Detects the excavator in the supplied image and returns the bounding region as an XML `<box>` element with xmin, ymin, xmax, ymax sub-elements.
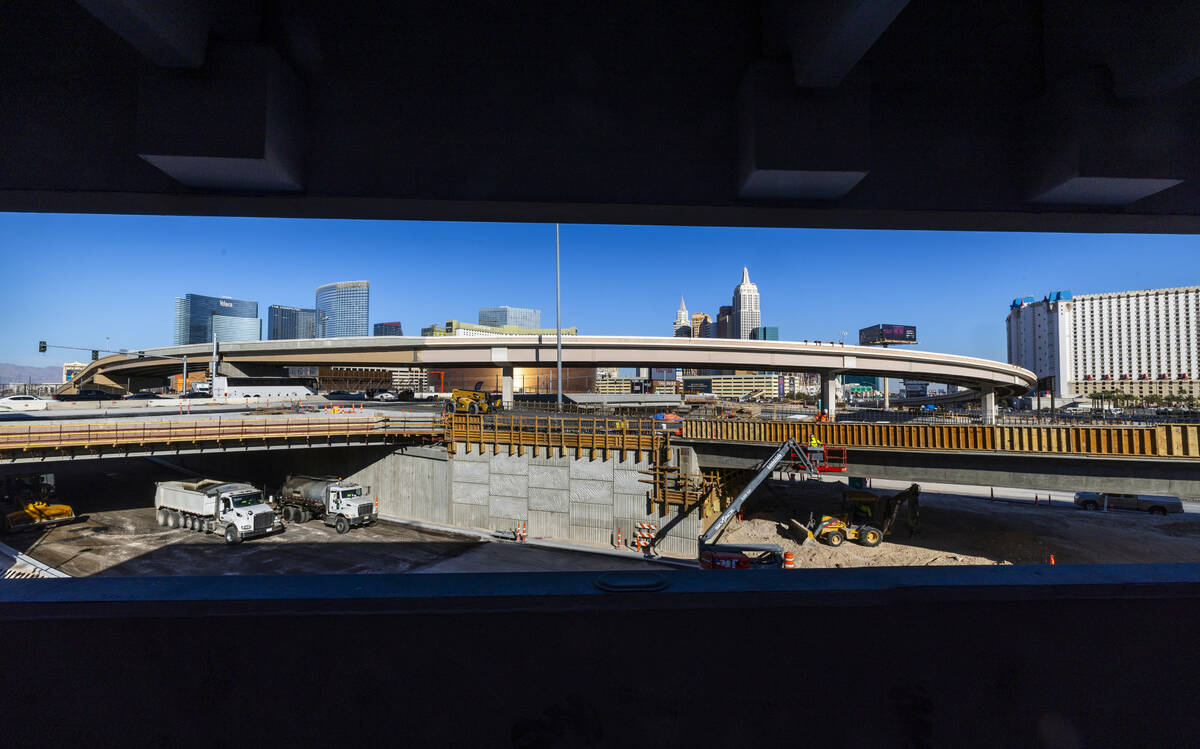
<box><xmin>445</xmin><ymin>380</ymin><xmax>501</xmax><ymax>414</ymax></box>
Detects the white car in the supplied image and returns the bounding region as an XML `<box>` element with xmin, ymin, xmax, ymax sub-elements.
<box><xmin>0</xmin><ymin>394</ymin><xmax>48</xmax><ymax>411</ymax></box>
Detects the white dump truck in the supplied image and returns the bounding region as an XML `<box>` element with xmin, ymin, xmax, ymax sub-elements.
<box><xmin>276</xmin><ymin>475</ymin><xmax>377</xmax><ymax>534</ymax></box>
<box><xmin>155</xmin><ymin>479</ymin><xmax>282</xmax><ymax>545</ymax></box>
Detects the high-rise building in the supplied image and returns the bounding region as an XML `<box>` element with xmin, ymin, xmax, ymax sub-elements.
<box><xmin>691</xmin><ymin>312</ymin><xmax>713</xmax><ymax>338</ymax></box>
<box><xmin>268</xmin><ymin>305</ymin><xmax>319</xmax><ymax>340</ymax></box>
<box><xmin>903</xmin><ymin>380</ymin><xmax>930</xmax><ymax>398</ymax></box>
<box><xmin>174</xmin><ymin>293</ymin><xmax>260</xmax><ymax>344</ymax></box>
<box><xmin>732</xmin><ymin>267</ymin><xmax>760</xmax><ymax>339</ymax></box>
<box><xmin>673</xmin><ymin>297</ymin><xmax>691</xmax><ymax>336</ymax></box>
<box><xmin>373</xmin><ymin>322</ymin><xmax>405</xmax><ymax>336</ymax></box>
<box><xmin>716</xmin><ymin>305</ymin><xmax>733</xmax><ymax>338</ymax></box>
<box><xmin>750</xmin><ymin>326</ymin><xmax>778</xmax><ymax>340</ymax></box>
<box><xmin>421</xmin><ymin>320</ymin><xmax>578</xmax><ymax>337</ymax></box>
<box><xmin>315</xmin><ymin>281</ymin><xmax>369</xmax><ymax>338</ymax></box>
<box><xmin>479</xmin><ymin>306</ymin><xmax>541</xmax><ymax>329</ymax></box>
<box><xmin>1006</xmin><ymin>286</ymin><xmax>1200</xmax><ymax>398</ymax></box>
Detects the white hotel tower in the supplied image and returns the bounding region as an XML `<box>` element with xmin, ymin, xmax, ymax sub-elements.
<box><xmin>1006</xmin><ymin>286</ymin><xmax>1200</xmax><ymax>399</ymax></box>
<box><xmin>732</xmin><ymin>267</ymin><xmax>760</xmax><ymax>340</ymax></box>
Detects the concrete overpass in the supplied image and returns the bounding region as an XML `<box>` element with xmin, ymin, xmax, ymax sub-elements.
<box><xmin>68</xmin><ymin>335</ymin><xmax>1035</xmax><ymax>423</ymax></box>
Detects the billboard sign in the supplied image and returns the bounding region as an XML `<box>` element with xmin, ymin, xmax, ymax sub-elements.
<box><xmin>859</xmin><ymin>324</ymin><xmax>917</xmax><ymax>346</ymax></box>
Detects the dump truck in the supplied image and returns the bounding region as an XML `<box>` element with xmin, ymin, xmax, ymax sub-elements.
<box><xmin>276</xmin><ymin>475</ymin><xmax>377</xmax><ymax>534</ymax></box>
<box><xmin>445</xmin><ymin>380</ymin><xmax>500</xmax><ymax>414</ymax></box>
<box><xmin>155</xmin><ymin>479</ymin><xmax>282</xmax><ymax>545</ymax></box>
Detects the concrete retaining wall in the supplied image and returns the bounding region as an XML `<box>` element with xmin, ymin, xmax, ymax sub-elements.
<box><xmin>348</xmin><ymin>446</ymin><xmax>451</xmax><ymax>524</ymax></box>
<box><xmin>451</xmin><ymin>443</ymin><xmax>699</xmax><ymax>556</ymax></box>
<box><xmin>344</xmin><ymin>444</ymin><xmax>701</xmax><ymax>556</ymax></box>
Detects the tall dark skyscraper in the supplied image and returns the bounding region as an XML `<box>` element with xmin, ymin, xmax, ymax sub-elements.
<box><xmin>315</xmin><ymin>280</ymin><xmax>370</xmax><ymax>337</ymax></box>
<box><xmin>173</xmin><ymin>293</ymin><xmax>260</xmax><ymax>344</ymax></box>
<box><xmin>373</xmin><ymin>321</ymin><xmax>404</xmax><ymax>336</ymax></box>
<box><xmin>716</xmin><ymin>305</ymin><xmax>733</xmax><ymax>338</ymax></box>
<box><xmin>268</xmin><ymin>305</ymin><xmax>319</xmax><ymax>340</ymax></box>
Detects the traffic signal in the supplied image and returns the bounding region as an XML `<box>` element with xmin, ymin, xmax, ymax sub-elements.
<box><xmin>91</xmin><ymin>350</ymin><xmax>99</xmax><ymax>361</ymax></box>
<box><xmin>38</xmin><ymin>341</ymin><xmax>46</xmax><ymax>353</ymax></box>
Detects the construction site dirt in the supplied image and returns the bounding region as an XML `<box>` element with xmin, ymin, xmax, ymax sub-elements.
<box><xmin>713</xmin><ymin>479</ymin><xmax>1200</xmax><ymax>567</ymax></box>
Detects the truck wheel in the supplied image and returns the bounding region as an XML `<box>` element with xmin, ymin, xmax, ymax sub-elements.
<box><xmin>224</xmin><ymin>525</ymin><xmax>242</xmax><ymax>545</ymax></box>
<box><xmin>1082</xmin><ymin>500</ymin><xmax>1098</xmax><ymax>511</ymax></box>
<box><xmin>301</xmin><ymin>510</ymin><xmax>312</xmax><ymax>523</ymax></box>
<box><xmin>167</xmin><ymin>511</ymin><xmax>180</xmax><ymax>529</ymax></box>
<box><xmin>281</xmin><ymin>506</ymin><xmax>293</xmax><ymax>523</ymax></box>
<box><xmin>859</xmin><ymin>527</ymin><xmax>883</xmax><ymax>547</ymax></box>
<box><xmin>468</xmin><ymin>401</ymin><xmax>480</xmax><ymax>414</ymax></box>
<box><xmin>335</xmin><ymin>516</ymin><xmax>350</xmax><ymax>534</ymax></box>
<box><xmin>823</xmin><ymin>530</ymin><xmax>845</xmax><ymax>547</ymax></box>
<box><xmin>156</xmin><ymin>508</ymin><xmax>168</xmax><ymax>527</ymax></box>
<box><xmin>446</xmin><ymin>400</ymin><xmax>456</xmax><ymax>413</ymax></box>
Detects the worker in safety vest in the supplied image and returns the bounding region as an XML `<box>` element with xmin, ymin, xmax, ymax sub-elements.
<box><xmin>854</xmin><ymin>501</ymin><xmax>874</xmax><ymax>524</ymax></box>
<box><xmin>808</xmin><ymin>435</ymin><xmax>823</xmax><ymax>448</ymax></box>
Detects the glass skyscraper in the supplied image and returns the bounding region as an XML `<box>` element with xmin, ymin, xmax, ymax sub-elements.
<box><xmin>173</xmin><ymin>293</ymin><xmax>260</xmax><ymax>344</ymax></box>
<box><xmin>479</xmin><ymin>306</ymin><xmax>541</xmax><ymax>329</ymax></box>
<box><xmin>315</xmin><ymin>281</ymin><xmax>369</xmax><ymax>338</ymax></box>
<box><xmin>268</xmin><ymin>305</ymin><xmax>319</xmax><ymax>340</ymax></box>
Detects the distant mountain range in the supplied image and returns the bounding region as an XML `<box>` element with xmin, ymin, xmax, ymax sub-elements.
<box><xmin>0</xmin><ymin>362</ymin><xmax>67</xmax><ymax>384</ymax></box>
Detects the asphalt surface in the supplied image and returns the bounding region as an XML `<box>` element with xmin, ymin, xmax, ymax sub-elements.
<box><xmin>8</xmin><ymin>507</ymin><xmax>665</xmax><ymax>576</ymax></box>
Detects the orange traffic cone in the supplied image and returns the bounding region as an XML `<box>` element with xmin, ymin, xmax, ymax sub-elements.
<box><xmin>783</xmin><ymin>551</ymin><xmax>795</xmax><ymax>569</ymax></box>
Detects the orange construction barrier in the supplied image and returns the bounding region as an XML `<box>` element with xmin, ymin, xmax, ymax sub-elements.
<box><xmin>783</xmin><ymin>551</ymin><xmax>796</xmax><ymax>569</ymax></box>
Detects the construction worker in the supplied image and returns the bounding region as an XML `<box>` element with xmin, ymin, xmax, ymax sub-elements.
<box><xmin>854</xmin><ymin>500</ymin><xmax>874</xmax><ymax>524</ymax></box>
<box><xmin>807</xmin><ymin>433</ymin><xmax>824</xmax><ymax>462</ymax></box>
<box><xmin>818</xmin><ymin>409</ymin><xmax>830</xmax><ymax>423</ymax></box>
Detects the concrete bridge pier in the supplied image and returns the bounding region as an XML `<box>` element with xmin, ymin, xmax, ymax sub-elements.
<box><xmin>820</xmin><ymin>373</ymin><xmax>837</xmax><ymax>420</ymax></box>
<box><xmin>501</xmin><ymin>366</ymin><xmax>514</xmax><ymax>409</ymax></box>
<box><xmin>981</xmin><ymin>385</ymin><xmax>996</xmax><ymax>424</ymax></box>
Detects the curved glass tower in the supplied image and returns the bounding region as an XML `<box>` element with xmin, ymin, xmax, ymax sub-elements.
<box><xmin>315</xmin><ymin>281</ymin><xmax>369</xmax><ymax>338</ymax></box>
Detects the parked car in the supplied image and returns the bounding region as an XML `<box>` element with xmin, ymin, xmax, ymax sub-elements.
<box><xmin>55</xmin><ymin>389</ymin><xmax>116</xmax><ymax>401</ymax></box>
<box><xmin>0</xmin><ymin>395</ymin><xmax>48</xmax><ymax>411</ymax></box>
<box><xmin>123</xmin><ymin>392</ymin><xmax>162</xmax><ymax>400</ymax></box>
<box><xmin>1074</xmin><ymin>491</ymin><xmax>1183</xmax><ymax>515</ymax></box>
<box><xmin>374</xmin><ymin>391</ymin><xmax>399</xmax><ymax>401</ymax></box>
<box><xmin>181</xmin><ymin>391</ymin><xmax>212</xmax><ymax>399</ymax></box>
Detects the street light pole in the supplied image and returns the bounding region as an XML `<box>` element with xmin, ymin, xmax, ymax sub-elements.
<box><xmin>556</xmin><ymin>223</ymin><xmax>563</xmax><ymax>410</ymax></box>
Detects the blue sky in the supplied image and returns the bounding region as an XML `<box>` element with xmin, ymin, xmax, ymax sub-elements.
<box><xmin>2</xmin><ymin>211</ymin><xmax>1198</xmax><ymax>368</ymax></box>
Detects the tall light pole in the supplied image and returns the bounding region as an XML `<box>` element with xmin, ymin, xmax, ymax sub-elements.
<box><xmin>556</xmin><ymin>223</ymin><xmax>563</xmax><ymax>410</ymax></box>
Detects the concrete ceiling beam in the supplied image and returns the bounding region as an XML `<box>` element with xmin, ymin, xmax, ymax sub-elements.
<box><xmin>75</xmin><ymin>0</ymin><xmax>213</xmax><ymax>68</ymax></box>
<box><xmin>763</xmin><ymin>0</ymin><xmax>909</xmax><ymax>89</ymax></box>
<box><xmin>1027</xmin><ymin>69</ymin><xmax>1191</xmax><ymax>206</ymax></box>
<box><xmin>136</xmin><ymin>43</ymin><xmax>305</xmax><ymax>192</ymax></box>
<box><xmin>737</xmin><ymin>64</ymin><xmax>869</xmax><ymax>201</ymax></box>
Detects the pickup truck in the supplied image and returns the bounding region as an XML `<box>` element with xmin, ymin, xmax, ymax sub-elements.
<box><xmin>1073</xmin><ymin>492</ymin><xmax>1183</xmax><ymax>515</ymax></box>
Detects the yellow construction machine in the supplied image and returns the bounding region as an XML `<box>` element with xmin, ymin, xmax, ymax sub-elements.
<box><xmin>445</xmin><ymin>381</ymin><xmax>501</xmax><ymax>414</ymax></box>
<box><xmin>1</xmin><ymin>473</ymin><xmax>82</xmax><ymax>533</ymax></box>
<box><xmin>791</xmin><ymin>483</ymin><xmax>920</xmax><ymax>548</ymax></box>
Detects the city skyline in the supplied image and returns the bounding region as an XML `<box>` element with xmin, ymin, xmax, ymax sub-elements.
<box><xmin>4</xmin><ymin>211</ymin><xmax>1200</xmax><ymax>367</ymax></box>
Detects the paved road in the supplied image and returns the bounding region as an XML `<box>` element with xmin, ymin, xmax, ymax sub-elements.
<box><xmin>9</xmin><ymin>507</ymin><xmax>664</xmax><ymax>576</ymax></box>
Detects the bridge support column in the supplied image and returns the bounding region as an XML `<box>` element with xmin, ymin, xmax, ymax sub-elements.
<box><xmin>820</xmin><ymin>373</ymin><xmax>837</xmax><ymax>421</ymax></box>
<box><xmin>501</xmin><ymin>366</ymin><xmax>514</xmax><ymax>409</ymax></box>
<box><xmin>981</xmin><ymin>386</ymin><xmax>996</xmax><ymax>425</ymax></box>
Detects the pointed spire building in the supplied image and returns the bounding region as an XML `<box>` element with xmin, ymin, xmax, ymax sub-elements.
<box><xmin>732</xmin><ymin>267</ymin><xmax>760</xmax><ymax>339</ymax></box>
<box><xmin>673</xmin><ymin>296</ymin><xmax>692</xmax><ymax>337</ymax></box>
